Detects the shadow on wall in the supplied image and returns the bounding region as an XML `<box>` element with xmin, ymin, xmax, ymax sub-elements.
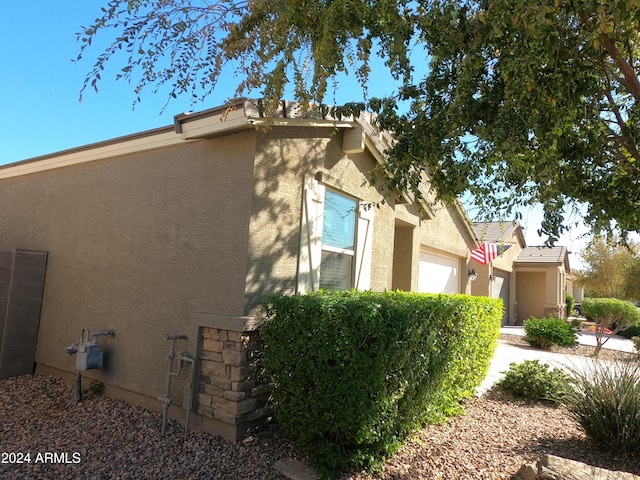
<box><xmin>242</xmin><ymin>127</ymin><xmax>381</xmax><ymax>315</ymax></box>
<box><xmin>0</xmin><ymin>249</ymin><xmax>48</xmax><ymax>379</ymax></box>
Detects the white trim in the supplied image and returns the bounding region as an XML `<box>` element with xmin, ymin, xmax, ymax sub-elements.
<box><xmin>297</xmin><ymin>177</ymin><xmax>325</xmax><ymax>293</ymax></box>
<box><xmin>322</xmin><ymin>245</ymin><xmax>355</xmax><ymax>256</ymax></box>
<box><xmin>355</xmin><ymin>205</ymin><xmax>374</xmax><ymax>290</ymax></box>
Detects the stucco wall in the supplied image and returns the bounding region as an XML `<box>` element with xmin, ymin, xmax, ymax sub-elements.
<box><xmin>0</xmin><ymin>133</ymin><xmax>256</xmax><ymax>399</ymax></box>
<box><xmin>516</xmin><ymin>271</ymin><xmax>547</xmax><ymax>320</ymax></box>
<box><xmin>244</xmin><ymin>127</ymin><xmax>397</xmax><ymax>314</ymax></box>
<box><xmin>419</xmin><ymin>203</ymin><xmax>473</xmax><ymax>258</ymax></box>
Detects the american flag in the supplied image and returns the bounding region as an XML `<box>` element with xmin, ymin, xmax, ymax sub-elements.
<box><xmin>471</xmin><ymin>242</ymin><xmax>498</xmax><ymax>265</ymax></box>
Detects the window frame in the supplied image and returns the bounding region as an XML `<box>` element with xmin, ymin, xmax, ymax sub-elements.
<box><xmin>297</xmin><ymin>176</ymin><xmax>374</xmax><ymax>293</ymax></box>
<box><xmin>319</xmin><ymin>188</ymin><xmax>358</xmax><ymax>290</ymax></box>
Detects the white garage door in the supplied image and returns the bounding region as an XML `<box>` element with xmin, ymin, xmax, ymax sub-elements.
<box><xmin>418</xmin><ymin>250</ymin><xmax>460</xmax><ymax>294</ymax></box>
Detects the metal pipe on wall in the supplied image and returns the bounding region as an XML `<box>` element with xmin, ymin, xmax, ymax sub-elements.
<box><xmin>159</xmin><ymin>334</ymin><xmax>196</xmax><ymax>440</ymax></box>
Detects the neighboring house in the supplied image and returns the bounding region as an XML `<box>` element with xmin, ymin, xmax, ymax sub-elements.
<box><xmin>471</xmin><ymin>222</ymin><xmax>526</xmax><ymax>325</ymax></box>
<box><xmin>514</xmin><ymin>246</ymin><xmax>571</xmax><ymax>321</ymax></box>
<box><xmin>565</xmin><ymin>275</ymin><xmax>585</xmax><ymax>303</ymax></box>
<box><xmin>0</xmin><ymin>99</ymin><xmax>478</xmax><ymax>441</ymax></box>
<box><xmin>469</xmin><ymin>222</ymin><xmax>571</xmax><ymax>325</ymax></box>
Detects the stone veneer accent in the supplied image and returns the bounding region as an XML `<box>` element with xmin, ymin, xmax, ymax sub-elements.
<box><xmin>196</xmin><ymin>325</ymin><xmax>273</xmax><ymax>439</ymax></box>
<box><xmin>544</xmin><ymin>305</ymin><xmax>565</xmax><ymax>318</ymax></box>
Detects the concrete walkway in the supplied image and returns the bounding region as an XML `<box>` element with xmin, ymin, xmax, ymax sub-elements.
<box><xmin>478</xmin><ymin>326</ymin><xmax>637</xmax><ymax>395</ymax></box>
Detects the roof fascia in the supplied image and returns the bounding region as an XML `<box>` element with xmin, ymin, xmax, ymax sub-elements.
<box><xmin>0</xmin><ymin>126</ymin><xmax>180</xmax><ymax>180</ymax></box>
<box><xmin>175</xmin><ymin>99</ymin><xmax>356</xmax><ymax>140</ymax></box>
<box><xmin>453</xmin><ymin>199</ymin><xmax>482</xmax><ymax>249</ymax></box>
<box><xmin>515</xmin><ymin>225</ymin><xmax>527</xmax><ymax>247</ymax></box>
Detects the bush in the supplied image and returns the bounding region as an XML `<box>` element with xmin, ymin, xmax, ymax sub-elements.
<box><xmin>618</xmin><ymin>324</ymin><xmax>640</xmax><ymax>339</ymax></box>
<box><xmin>260</xmin><ymin>290</ymin><xmax>502</xmax><ymax>477</ymax></box>
<box><xmin>583</xmin><ymin>298</ymin><xmax>640</xmax><ymax>333</ymax></box>
<box><xmin>583</xmin><ymin>298</ymin><xmax>640</xmax><ymax>356</ymax></box>
<box><xmin>498</xmin><ymin>360</ymin><xmax>570</xmax><ymax>402</ymax></box>
<box><xmin>566</xmin><ymin>294</ymin><xmax>574</xmax><ymax>318</ymax></box>
<box><xmin>523</xmin><ymin>316</ymin><xmax>578</xmax><ymax>350</ymax></box>
<box><xmin>563</xmin><ymin>360</ymin><xmax>640</xmax><ymax>455</ymax></box>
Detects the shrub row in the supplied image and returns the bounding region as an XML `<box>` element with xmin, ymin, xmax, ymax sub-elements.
<box><xmin>499</xmin><ymin>359</ymin><xmax>640</xmax><ymax>456</ymax></box>
<box><xmin>260</xmin><ymin>290</ymin><xmax>502</xmax><ymax>476</ymax></box>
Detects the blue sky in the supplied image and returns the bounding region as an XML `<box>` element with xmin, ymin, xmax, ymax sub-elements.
<box><xmin>1</xmin><ymin>2</ymin><xmax>205</xmax><ymax>163</ymax></box>
<box><xmin>0</xmin><ymin>1</ymin><xmax>382</xmax><ymax>164</ymax></box>
<box><xmin>0</xmin><ymin>2</ymin><xmax>589</xmax><ymax>264</ymax></box>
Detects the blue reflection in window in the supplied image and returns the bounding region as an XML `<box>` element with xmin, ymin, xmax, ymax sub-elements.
<box><xmin>322</xmin><ymin>190</ymin><xmax>356</xmax><ymax>250</ymax></box>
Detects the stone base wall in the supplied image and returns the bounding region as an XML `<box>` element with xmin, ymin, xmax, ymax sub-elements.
<box><xmin>196</xmin><ymin>326</ymin><xmax>273</xmax><ymax>440</ymax></box>
<box><xmin>544</xmin><ymin>304</ymin><xmax>565</xmax><ymax>318</ymax></box>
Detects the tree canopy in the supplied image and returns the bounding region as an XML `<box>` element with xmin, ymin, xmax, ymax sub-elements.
<box><xmin>77</xmin><ymin>0</ymin><xmax>640</xmax><ymax>242</ymax></box>
<box><xmin>574</xmin><ymin>235</ymin><xmax>640</xmax><ymax>299</ymax></box>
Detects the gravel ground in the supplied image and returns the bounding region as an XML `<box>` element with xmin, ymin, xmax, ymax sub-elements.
<box><xmin>1</xmin><ymin>335</ymin><xmax>639</xmax><ymax>480</ymax></box>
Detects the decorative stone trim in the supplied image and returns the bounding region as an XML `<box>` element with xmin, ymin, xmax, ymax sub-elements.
<box><xmin>197</xmin><ymin>325</ymin><xmax>273</xmax><ymax>438</ymax></box>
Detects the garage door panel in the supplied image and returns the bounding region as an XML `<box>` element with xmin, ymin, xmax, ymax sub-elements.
<box><xmin>492</xmin><ymin>269</ymin><xmax>510</xmax><ymax>325</ymax></box>
<box><xmin>418</xmin><ymin>251</ymin><xmax>460</xmax><ymax>294</ymax></box>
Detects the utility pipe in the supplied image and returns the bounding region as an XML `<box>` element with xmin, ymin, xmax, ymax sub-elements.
<box><xmin>159</xmin><ymin>334</ymin><xmax>187</xmax><ymax>436</ymax></box>
<box><xmin>176</xmin><ymin>351</ymin><xmax>196</xmax><ymax>442</ymax></box>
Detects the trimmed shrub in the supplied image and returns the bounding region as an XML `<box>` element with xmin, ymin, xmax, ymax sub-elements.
<box><xmin>498</xmin><ymin>360</ymin><xmax>570</xmax><ymax>402</ymax></box>
<box><xmin>260</xmin><ymin>290</ymin><xmax>502</xmax><ymax>477</ymax></box>
<box><xmin>583</xmin><ymin>298</ymin><xmax>640</xmax><ymax>356</ymax></box>
<box><xmin>563</xmin><ymin>360</ymin><xmax>640</xmax><ymax>455</ymax></box>
<box><xmin>523</xmin><ymin>316</ymin><xmax>578</xmax><ymax>350</ymax></box>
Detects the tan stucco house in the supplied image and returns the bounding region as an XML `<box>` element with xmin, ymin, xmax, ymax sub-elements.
<box><xmin>0</xmin><ymin>99</ymin><xmax>482</xmax><ymax>440</ymax></box>
<box><xmin>514</xmin><ymin>245</ymin><xmax>571</xmax><ymax>320</ymax></box>
<box><xmin>471</xmin><ymin>222</ymin><xmax>526</xmax><ymax>325</ymax></box>
<box><xmin>470</xmin><ymin>222</ymin><xmax>571</xmax><ymax>325</ymax></box>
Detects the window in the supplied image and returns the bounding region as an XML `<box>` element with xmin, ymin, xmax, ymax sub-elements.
<box><xmin>297</xmin><ymin>177</ymin><xmax>373</xmax><ymax>293</ymax></box>
<box><xmin>319</xmin><ymin>189</ymin><xmax>357</xmax><ymax>290</ymax></box>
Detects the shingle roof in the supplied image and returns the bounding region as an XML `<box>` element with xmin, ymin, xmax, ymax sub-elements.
<box><xmin>515</xmin><ymin>246</ymin><xmax>568</xmax><ymax>265</ymax></box>
<box><xmin>472</xmin><ymin>221</ymin><xmax>524</xmax><ymax>245</ymax></box>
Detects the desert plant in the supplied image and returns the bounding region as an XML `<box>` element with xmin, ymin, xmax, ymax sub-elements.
<box><xmin>498</xmin><ymin>360</ymin><xmax>570</xmax><ymax>402</ymax></box>
<box><xmin>583</xmin><ymin>298</ymin><xmax>640</xmax><ymax>356</ymax></box>
<box><xmin>88</xmin><ymin>379</ymin><xmax>105</xmax><ymax>396</ymax></box>
<box><xmin>563</xmin><ymin>360</ymin><xmax>640</xmax><ymax>455</ymax></box>
<box><xmin>633</xmin><ymin>337</ymin><xmax>640</xmax><ymax>360</ymax></box>
<box><xmin>524</xmin><ymin>316</ymin><xmax>578</xmax><ymax>350</ymax></box>
<box><xmin>570</xmin><ymin>318</ymin><xmax>582</xmax><ymax>329</ymax></box>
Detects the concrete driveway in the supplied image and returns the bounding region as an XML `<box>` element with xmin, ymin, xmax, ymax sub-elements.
<box><xmin>478</xmin><ymin>326</ymin><xmax>637</xmax><ymax>395</ymax></box>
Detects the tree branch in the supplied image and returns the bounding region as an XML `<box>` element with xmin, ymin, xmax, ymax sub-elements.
<box><xmin>603</xmin><ymin>35</ymin><xmax>640</xmax><ymax>100</ymax></box>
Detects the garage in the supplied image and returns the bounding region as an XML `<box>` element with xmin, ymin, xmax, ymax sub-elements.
<box><xmin>491</xmin><ymin>269</ymin><xmax>510</xmax><ymax>325</ymax></box>
<box><xmin>418</xmin><ymin>249</ymin><xmax>460</xmax><ymax>294</ymax></box>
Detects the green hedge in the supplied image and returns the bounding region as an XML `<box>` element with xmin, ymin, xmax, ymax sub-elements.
<box><xmin>583</xmin><ymin>298</ymin><xmax>640</xmax><ymax>332</ymax></box>
<box><xmin>260</xmin><ymin>290</ymin><xmax>502</xmax><ymax>476</ymax></box>
<box><xmin>523</xmin><ymin>316</ymin><xmax>578</xmax><ymax>350</ymax></box>
<box><xmin>565</xmin><ymin>294</ymin><xmax>574</xmax><ymax>318</ymax></box>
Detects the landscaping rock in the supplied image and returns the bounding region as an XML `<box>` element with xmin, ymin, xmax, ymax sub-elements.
<box><xmin>512</xmin><ymin>455</ymin><xmax>640</xmax><ymax>480</ymax></box>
